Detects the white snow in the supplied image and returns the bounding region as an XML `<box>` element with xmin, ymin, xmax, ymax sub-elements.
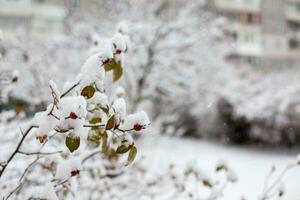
<box><xmin>32</xmin><ymin>111</ymin><xmax>58</xmax><ymax>136</ymax></box>
<box><xmin>49</xmin><ymin>79</ymin><xmax>61</xmax><ymax>100</ymax></box>
<box><xmin>121</xmin><ymin>111</ymin><xmax>151</xmax><ymax>130</ymax></box>
<box><xmin>88</xmin><ymin>91</ymin><xmax>109</xmax><ymax>109</ymax></box>
<box><xmin>58</xmin><ymin>96</ymin><xmax>87</xmax><ymax>119</ymax></box>
<box><xmin>55</xmin><ymin>156</ymin><xmax>82</xmax><ymax>181</ymax></box>
<box><xmin>111</xmin><ymin>33</ymin><xmax>129</xmax><ymax>53</ymax></box>
<box><xmin>139</xmin><ymin>136</ymin><xmax>300</xmax><ymax>200</ymax></box>
<box><xmin>112</xmin><ymin>98</ymin><xmax>127</xmax><ymax>123</ymax></box>
<box><xmin>114</xmin><ymin>86</ymin><xmax>125</xmax><ymax>98</ymax></box>
<box><xmin>77</xmin><ymin>53</ymin><xmax>107</xmax><ymax>88</ymax></box>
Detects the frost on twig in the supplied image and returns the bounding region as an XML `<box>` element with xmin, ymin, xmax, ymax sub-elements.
<box><xmin>260</xmin><ymin>157</ymin><xmax>300</xmax><ymax>200</ymax></box>
<box><xmin>0</xmin><ymin>28</ymin><xmax>150</xmax><ymax>200</ymax></box>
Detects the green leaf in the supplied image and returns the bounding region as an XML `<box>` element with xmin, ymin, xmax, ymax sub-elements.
<box><xmin>113</xmin><ymin>63</ymin><xmax>123</xmax><ymax>82</ymax></box>
<box><xmin>100</xmin><ymin>106</ymin><xmax>109</xmax><ymax>114</ymax></box>
<box><xmin>101</xmin><ymin>131</ymin><xmax>109</xmax><ymax>156</ymax></box>
<box><xmin>104</xmin><ymin>59</ymin><xmax>118</xmax><ymax>71</ymax></box>
<box><xmin>103</xmin><ymin>59</ymin><xmax>123</xmax><ymax>82</ymax></box>
<box><xmin>126</xmin><ymin>146</ymin><xmax>137</xmax><ymax>165</ymax></box>
<box><xmin>65</xmin><ymin>135</ymin><xmax>80</xmax><ymax>153</ymax></box>
<box><xmin>116</xmin><ymin>145</ymin><xmax>132</xmax><ymax>154</ymax></box>
<box><xmin>106</xmin><ymin>115</ymin><xmax>115</xmax><ymax>130</ymax></box>
<box><xmin>81</xmin><ymin>85</ymin><xmax>95</xmax><ymax>99</ymax></box>
<box><xmin>89</xmin><ymin>117</ymin><xmax>101</xmax><ymax>124</ymax></box>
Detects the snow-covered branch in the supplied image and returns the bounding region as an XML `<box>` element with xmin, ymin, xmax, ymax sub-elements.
<box><xmin>0</xmin><ymin>28</ymin><xmax>151</xmax><ymax>200</ymax></box>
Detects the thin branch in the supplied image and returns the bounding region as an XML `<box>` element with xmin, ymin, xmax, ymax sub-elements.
<box><xmin>0</xmin><ymin>125</ymin><xmax>37</xmax><ymax>178</ymax></box>
<box><xmin>18</xmin><ymin>150</ymin><xmax>62</xmax><ymax>156</ymax></box>
<box><xmin>262</xmin><ymin>166</ymin><xmax>276</xmax><ymax>195</ymax></box>
<box><xmin>4</xmin><ymin>139</ymin><xmax>62</xmax><ymax>199</ymax></box>
<box><xmin>83</xmin><ymin>124</ymin><xmax>105</xmax><ymax>128</ymax></box>
<box><xmin>18</xmin><ymin>157</ymin><xmax>41</xmax><ymax>183</ymax></box>
<box><xmin>49</xmin><ymin>112</ymin><xmax>60</xmax><ymax>120</ymax></box>
<box><xmin>110</xmin><ymin>130</ymin><xmax>122</xmax><ymax>140</ymax></box>
<box><xmin>117</xmin><ymin>128</ymin><xmax>134</xmax><ymax>132</ymax></box>
<box><xmin>60</xmin><ymin>82</ymin><xmax>80</xmax><ymax>98</ymax></box>
<box><xmin>53</xmin><ymin>177</ymin><xmax>72</xmax><ymax>188</ymax></box>
<box><xmin>4</xmin><ymin>181</ymin><xmax>25</xmax><ymax>200</ymax></box>
<box><xmin>19</xmin><ymin>127</ymin><xmax>24</xmax><ymax>136</ymax></box>
<box><xmin>81</xmin><ymin>150</ymin><xmax>101</xmax><ymax>165</ymax></box>
<box><xmin>261</xmin><ymin>163</ymin><xmax>298</xmax><ymax>200</ymax></box>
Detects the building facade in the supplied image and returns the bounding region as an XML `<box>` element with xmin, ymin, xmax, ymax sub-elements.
<box><xmin>207</xmin><ymin>0</ymin><xmax>300</xmax><ymax>69</ymax></box>
<box><xmin>0</xmin><ymin>0</ymin><xmax>65</xmax><ymax>37</ymax></box>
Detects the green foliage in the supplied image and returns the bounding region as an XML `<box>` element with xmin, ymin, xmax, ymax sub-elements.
<box><xmin>106</xmin><ymin>115</ymin><xmax>116</xmax><ymax>130</ymax></box>
<box><xmin>81</xmin><ymin>85</ymin><xmax>96</xmax><ymax>99</ymax></box>
<box><xmin>65</xmin><ymin>134</ymin><xmax>80</xmax><ymax>153</ymax></box>
<box><xmin>126</xmin><ymin>146</ymin><xmax>137</xmax><ymax>165</ymax></box>
<box><xmin>116</xmin><ymin>144</ymin><xmax>132</xmax><ymax>154</ymax></box>
<box><xmin>113</xmin><ymin>63</ymin><xmax>123</xmax><ymax>82</ymax></box>
<box><xmin>104</xmin><ymin>59</ymin><xmax>123</xmax><ymax>82</ymax></box>
<box><xmin>101</xmin><ymin>131</ymin><xmax>108</xmax><ymax>155</ymax></box>
<box><xmin>89</xmin><ymin>117</ymin><xmax>101</xmax><ymax>124</ymax></box>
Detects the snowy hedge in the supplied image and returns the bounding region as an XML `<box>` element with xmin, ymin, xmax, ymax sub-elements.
<box><xmin>220</xmin><ymin>72</ymin><xmax>300</xmax><ymax>145</ymax></box>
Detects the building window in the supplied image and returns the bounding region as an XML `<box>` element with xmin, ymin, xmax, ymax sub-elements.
<box><xmin>289</xmin><ymin>38</ymin><xmax>300</xmax><ymax>49</ymax></box>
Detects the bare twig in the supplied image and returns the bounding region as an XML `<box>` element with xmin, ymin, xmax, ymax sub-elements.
<box><xmin>4</xmin><ymin>181</ymin><xmax>25</xmax><ymax>200</ymax></box>
<box><xmin>0</xmin><ymin>125</ymin><xmax>37</xmax><ymax>178</ymax></box>
<box><xmin>18</xmin><ymin>150</ymin><xmax>62</xmax><ymax>156</ymax></box>
<box><xmin>83</xmin><ymin>124</ymin><xmax>105</xmax><ymax>128</ymax></box>
<box><xmin>18</xmin><ymin>157</ymin><xmax>41</xmax><ymax>183</ymax></box>
<box><xmin>4</xmin><ymin>134</ymin><xmax>62</xmax><ymax>199</ymax></box>
<box><xmin>53</xmin><ymin>177</ymin><xmax>72</xmax><ymax>188</ymax></box>
<box><xmin>81</xmin><ymin>150</ymin><xmax>101</xmax><ymax>165</ymax></box>
<box><xmin>261</xmin><ymin>163</ymin><xmax>298</xmax><ymax>200</ymax></box>
<box><xmin>60</xmin><ymin>82</ymin><xmax>80</xmax><ymax>98</ymax></box>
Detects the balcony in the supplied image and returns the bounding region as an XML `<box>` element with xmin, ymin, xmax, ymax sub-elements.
<box><xmin>214</xmin><ymin>0</ymin><xmax>260</xmax><ymax>13</ymax></box>
<box><xmin>286</xmin><ymin>4</ymin><xmax>300</xmax><ymax>23</ymax></box>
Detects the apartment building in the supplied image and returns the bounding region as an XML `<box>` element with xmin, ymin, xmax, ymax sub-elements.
<box><xmin>0</xmin><ymin>0</ymin><xmax>65</xmax><ymax>37</ymax></box>
<box><xmin>207</xmin><ymin>0</ymin><xmax>300</xmax><ymax>69</ymax></box>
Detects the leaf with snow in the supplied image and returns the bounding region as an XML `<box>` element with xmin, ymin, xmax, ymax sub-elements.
<box><xmin>116</xmin><ymin>144</ymin><xmax>132</xmax><ymax>154</ymax></box>
<box><xmin>103</xmin><ymin>58</ymin><xmax>123</xmax><ymax>82</ymax></box>
<box><xmin>126</xmin><ymin>146</ymin><xmax>137</xmax><ymax>166</ymax></box>
<box><xmin>81</xmin><ymin>85</ymin><xmax>96</xmax><ymax>99</ymax></box>
<box><xmin>65</xmin><ymin>134</ymin><xmax>80</xmax><ymax>153</ymax></box>
<box><xmin>113</xmin><ymin>63</ymin><xmax>123</xmax><ymax>82</ymax></box>
<box><xmin>106</xmin><ymin>115</ymin><xmax>116</xmax><ymax>130</ymax></box>
<box><xmin>89</xmin><ymin>117</ymin><xmax>101</xmax><ymax>124</ymax></box>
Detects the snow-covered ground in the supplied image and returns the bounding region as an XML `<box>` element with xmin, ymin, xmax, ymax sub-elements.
<box><xmin>140</xmin><ymin>135</ymin><xmax>300</xmax><ymax>200</ymax></box>
<box><xmin>1</xmin><ymin>119</ymin><xmax>299</xmax><ymax>199</ymax></box>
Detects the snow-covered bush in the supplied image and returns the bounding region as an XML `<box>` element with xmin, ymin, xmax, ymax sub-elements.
<box><xmin>73</xmin><ymin>158</ymin><xmax>237</xmax><ymax>200</ymax></box>
<box><xmin>1</xmin><ymin>0</ymin><xmax>233</xmax><ymax>139</ymax></box>
<box><xmin>83</xmin><ymin>0</ymin><xmax>234</xmax><ymax>137</ymax></box>
<box><xmin>0</xmin><ymin>30</ymin><xmax>151</xmax><ymax>199</ymax></box>
<box><xmin>0</xmin><ymin>29</ymin><xmax>91</xmax><ymax>109</ymax></box>
<box><xmin>220</xmin><ymin>71</ymin><xmax>300</xmax><ymax>145</ymax></box>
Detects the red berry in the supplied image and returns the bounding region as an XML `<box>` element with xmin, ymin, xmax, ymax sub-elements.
<box><xmin>133</xmin><ymin>124</ymin><xmax>143</xmax><ymax>131</ymax></box>
<box><xmin>70</xmin><ymin>170</ymin><xmax>79</xmax><ymax>177</ymax></box>
<box><xmin>69</xmin><ymin>112</ymin><xmax>78</xmax><ymax>119</ymax></box>
<box><xmin>114</xmin><ymin>49</ymin><xmax>122</xmax><ymax>55</ymax></box>
<box><xmin>102</xmin><ymin>58</ymin><xmax>109</xmax><ymax>65</ymax></box>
